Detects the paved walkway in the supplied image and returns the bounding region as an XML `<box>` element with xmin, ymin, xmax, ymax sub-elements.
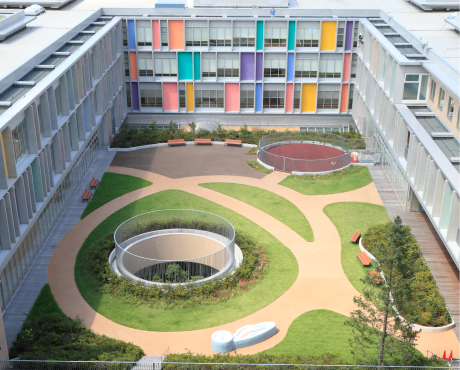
<box><xmin>47</xmin><ymin>165</ymin><xmax>460</xmax><ymax>358</ymax></box>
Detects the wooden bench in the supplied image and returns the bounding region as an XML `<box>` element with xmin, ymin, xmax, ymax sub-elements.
<box><xmin>357</xmin><ymin>252</ymin><xmax>371</xmax><ymax>266</ymax></box>
<box><xmin>350</xmin><ymin>230</ymin><xmax>361</xmax><ymax>243</ymax></box>
<box><xmin>89</xmin><ymin>177</ymin><xmax>99</xmax><ymax>189</ymax></box>
<box><xmin>194</xmin><ymin>138</ymin><xmax>212</xmax><ymax>145</ymax></box>
<box><xmin>369</xmin><ymin>271</ymin><xmax>381</xmax><ymax>285</ymax></box>
<box><xmin>82</xmin><ymin>189</ymin><xmax>92</xmax><ymax>203</ymax></box>
<box><xmin>225</xmin><ymin>139</ymin><xmax>242</xmax><ymax>146</ymax></box>
<box><xmin>168</xmin><ymin>139</ymin><xmax>185</xmax><ymax>146</ymax></box>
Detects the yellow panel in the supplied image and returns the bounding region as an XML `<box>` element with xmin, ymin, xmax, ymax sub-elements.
<box><xmin>320</xmin><ymin>21</ymin><xmax>337</xmax><ymax>51</ymax></box>
<box><xmin>186</xmin><ymin>83</ymin><xmax>194</xmax><ymax>111</ymax></box>
<box><xmin>301</xmin><ymin>84</ymin><xmax>317</xmax><ymax>112</ymax></box>
<box><xmin>0</xmin><ymin>132</ymin><xmax>8</xmax><ymax>178</ymax></box>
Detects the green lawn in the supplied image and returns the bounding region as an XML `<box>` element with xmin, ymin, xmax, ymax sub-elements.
<box><xmin>26</xmin><ymin>284</ymin><xmax>63</xmax><ymax>322</ymax></box>
<box><xmin>279</xmin><ymin>166</ymin><xmax>373</xmax><ymax>195</ymax></box>
<box><xmin>323</xmin><ymin>202</ymin><xmax>390</xmax><ymax>295</ymax></box>
<box><xmin>75</xmin><ymin>189</ymin><xmax>298</xmax><ymax>331</ymax></box>
<box><xmin>200</xmin><ymin>183</ymin><xmax>313</xmax><ymax>242</ymax></box>
<box><xmin>246</xmin><ymin>160</ymin><xmax>273</xmax><ymax>174</ymax></box>
<box><xmin>81</xmin><ymin>173</ymin><xmax>152</xmax><ymax>219</ymax></box>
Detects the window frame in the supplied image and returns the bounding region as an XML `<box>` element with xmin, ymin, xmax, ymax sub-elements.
<box><xmin>438</xmin><ymin>88</ymin><xmax>445</xmax><ymax>111</ymax></box>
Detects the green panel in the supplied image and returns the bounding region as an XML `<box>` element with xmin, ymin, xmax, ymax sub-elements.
<box><xmin>178</xmin><ymin>52</ymin><xmax>193</xmax><ymax>80</ymax></box>
<box><xmin>194</xmin><ymin>52</ymin><xmax>201</xmax><ymax>80</ymax></box>
<box><xmin>257</xmin><ymin>21</ymin><xmax>264</xmax><ymax>50</ymax></box>
<box><xmin>288</xmin><ymin>21</ymin><xmax>295</xmax><ymax>50</ymax></box>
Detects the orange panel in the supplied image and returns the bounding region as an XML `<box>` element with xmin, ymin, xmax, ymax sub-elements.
<box><xmin>152</xmin><ymin>20</ymin><xmax>160</xmax><ymax>50</ymax></box>
<box><xmin>169</xmin><ymin>20</ymin><xmax>184</xmax><ymax>50</ymax></box>
<box><xmin>340</xmin><ymin>85</ymin><xmax>348</xmax><ymax>113</ymax></box>
<box><xmin>129</xmin><ymin>52</ymin><xmax>137</xmax><ymax>80</ymax></box>
<box><xmin>286</xmin><ymin>84</ymin><xmax>293</xmax><ymax>112</ymax></box>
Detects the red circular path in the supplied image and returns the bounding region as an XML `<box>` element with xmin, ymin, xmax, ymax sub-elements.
<box><xmin>266</xmin><ymin>143</ymin><xmax>344</xmax><ymax>160</ymax></box>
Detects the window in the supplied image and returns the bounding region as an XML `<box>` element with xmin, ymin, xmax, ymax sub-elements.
<box><xmin>126</xmin><ymin>84</ymin><xmax>132</xmax><ymax>108</ymax></box>
<box><xmin>296</xmin><ymin>28</ymin><xmax>319</xmax><ymax>47</ymax></box>
<box><xmin>319</xmin><ymin>59</ymin><xmax>342</xmax><ymax>78</ymax></box>
<box><xmin>263</xmin><ymin>90</ymin><xmax>284</xmax><ymax>109</ymax></box>
<box><xmin>233</xmin><ymin>27</ymin><xmax>255</xmax><ymax>47</ymax></box>
<box><xmin>317</xmin><ymin>91</ymin><xmax>340</xmax><ymax>110</ymax></box>
<box><xmin>209</xmin><ymin>27</ymin><xmax>231</xmax><ymax>47</ymax></box>
<box><xmin>348</xmin><ymin>85</ymin><xmax>354</xmax><ymax>110</ymax></box>
<box><xmin>185</xmin><ymin>27</ymin><xmax>208</xmax><ymax>47</ymax></box>
<box><xmin>12</xmin><ymin>120</ymin><xmax>29</xmax><ymax>163</ymax></box>
<box><xmin>438</xmin><ymin>88</ymin><xmax>445</xmax><ymax>110</ymax></box>
<box><xmin>55</xmin><ymin>86</ymin><xmax>62</xmax><ymax>117</ymax></box>
<box><xmin>265</xmin><ymin>27</ymin><xmax>287</xmax><ymax>48</ymax></box>
<box><xmin>217</xmin><ymin>55</ymin><xmax>239</xmax><ymax>77</ymax></box>
<box><xmin>195</xmin><ymin>89</ymin><xmax>224</xmax><ymax>108</ymax></box>
<box><xmin>430</xmin><ymin>80</ymin><xmax>436</xmax><ymax>101</ymax></box>
<box><xmin>350</xmin><ymin>54</ymin><xmax>357</xmax><ymax>78</ymax></box>
<box><xmin>402</xmin><ymin>74</ymin><xmax>429</xmax><ymax>101</ymax></box>
<box><xmin>179</xmin><ymin>87</ymin><xmax>186</xmax><ymax>108</ymax></box>
<box><xmin>37</xmin><ymin>104</ymin><xmax>44</xmax><ymax>138</ymax></box>
<box><xmin>137</xmin><ymin>23</ymin><xmax>152</xmax><ymax>47</ymax></box>
<box><xmin>49</xmin><ymin>143</ymin><xmax>56</xmax><ymax>174</ymax></box>
<box><xmin>161</xmin><ymin>21</ymin><xmax>168</xmax><ymax>47</ymax></box>
<box><xmin>139</xmin><ymin>55</ymin><xmax>153</xmax><ymax>77</ymax></box>
<box><xmin>124</xmin><ymin>53</ymin><xmax>130</xmax><ymax>77</ymax></box>
<box><xmin>336</xmin><ymin>23</ymin><xmax>345</xmax><ymax>48</ymax></box>
<box><xmin>264</xmin><ymin>59</ymin><xmax>286</xmax><ymax>78</ymax></box>
<box><xmin>154</xmin><ymin>56</ymin><xmax>178</xmax><ymax>77</ymax></box>
<box><xmin>122</xmin><ymin>22</ymin><xmax>128</xmax><ymax>47</ymax></box>
<box><xmin>448</xmin><ymin>97</ymin><xmax>455</xmax><ymax>121</ymax></box>
<box><xmin>140</xmin><ymin>89</ymin><xmax>162</xmax><ymax>108</ymax></box>
<box><xmin>353</xmin><ymin>22</ymin><xmax>358</xmax><ymax>47</ymax></box>
<box><xmin>240</xmin><ymin>90</ymin><xmax>254</xmax><ymax>108</ymax></box>
<box><xmin>293</xmin><ymin>90</ymin><xmax>300</xmax><ymax>109</ymax></box>
<box><xmin>294</xmin><ymin>59</ymin><xmax>318</xmax><ymax>78</ymax></box>
<box><xmin>202</xmin><ymin>57</ymin><xmax>217</xmax><ymax>77</ymax></box>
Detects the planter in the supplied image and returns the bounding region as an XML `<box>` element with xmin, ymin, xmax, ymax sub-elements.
<box><xmin>108</xmin><ymin>142</ymin><xmax>257</xmax><ymax>152</ymax></box>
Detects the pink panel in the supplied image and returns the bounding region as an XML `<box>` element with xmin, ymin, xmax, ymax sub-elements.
<box><xmin>343</xmin><ymin>53</ymin><xmax>351</xmax><ymax>82</ymax></box>
<box><xmin>286</xmin><ymin>83</ymin><xmax>293</xmax><ymax>112</ymax></box>
<box><xmin>225</xmin><ymin>83</ymin><xmax>239</xmax><ymax>112</ymax></box>
<box><xmin>152</xmin><ymin>20</ymin><xmax>160</xmax><ymax>50</ymax></box>
<box><xmin>163</xmin><ymin>82</ymin><xmax>178</xmax><ymax>111</ymax></box>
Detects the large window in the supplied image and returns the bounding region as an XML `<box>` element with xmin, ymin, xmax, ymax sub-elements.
<box><xmin>195</xmin><ymin>89</ymin><xmax>224</xmax><ymax>108</ymax></box>
<box><xmin>263</xmin><ymin>90</ymin><xmax>284</xmax><ymax>109</ymax></box>
<box><xmin>202</xmin><ymin>57</ymin><xmax>217</xmax><ymax>77</ymax></box>
<box><xmin>350</xmin><ymin>54</ymin><xmax>357</xmax><ymax>78</ymax></box>
<box><xmin>402</xmin><ymin>74</ymin><xmax>428</xmax><ymax>100</ymax></box>
<box><xmin>448</xmin><ymin>97</ymin><xmax>455</xmax><ymax>121</ymax></box>
<box><xmin>265</xmin><ymin>27</ymin><xmax>287</xmax><ymax>48</ymax></box>
<box><xmin>438</xmin><ymin>88</ymin><xmax>445</xmax><ymax>110</ymax></box>
<box><xmin>319</xmin><ymin>59</ymin><xmax>342</xmax><ymax>78</ymax></box>
<box><xmin>209</xmin><ymin>27</ymin><xmax>231</xmax><ymax>47</ymax></box>
<box><xmin>317</xmin><ymin>91</ymin><xmax>340</xmax><ymax>110</ymax></box>
<box><xmin>139</xmin><ymin>55</ymin><xmax>153</xmax><ymax>77</ymax></box>
<box><xmin>137</xmin><ymin>22</ymin><xmax>152</xmax><ymax>47</ymax></box>
<box><xmin>217</xmin><ymin>55</ymin><xmax>239</xmax><ymax>77</ymax></box>
<box><xmin>154</xmin><ymin>56</ymin><xmax>178</xmax><ymax>77</ymax></box>
<box><xmin>140</xmin><ymin>89</ymin><xmax>162</xmax><ymax>108</ymax></box>
<box><xmin>296</xmin><ymin>28</ymin><xmax>319</xmax><ymax>48</ymax></box>
<box><xmin>233</xmin><ymin>27</ymin><xmax>255</xmax><ymax>47</ymax></box>
<box><xmin>295</xmin><ymin>59</ymin><xmax>318</xmax><ymax>78</ymax></box>
<box><xmin>12</xmin><ymin>120</ymin><xmax>29</xmax><ymax>163</ymax></box>
<box><xmin>264</xmin><ymin>59</ymin><xmax>286</xmax><ymax>78</ymax></box>
<box><xmin>185</xmin><ymin>27</ymin><xmax>208</xmax><ymax>47</ymax></box>
<box><xmin>240</xmin><ymin>90</ymin><xmax>254</xmax><ymax>109</ymax></box>
<box><xmin>55</xmin><ymin>86</ymin><xmax>62</xmax><ymax>117</ymax></box>
<box><xmin>430</xmin><ymin>80</ymin><xmax>437</xmax><ymax>101</ymax></box>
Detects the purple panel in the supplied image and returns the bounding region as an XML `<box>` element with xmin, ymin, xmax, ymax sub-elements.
<box><xmin>240</xmin><ymin>53</ymin><xmax>255</xmax><ymax>81</ymax></box>
<box><xmin>132</xmin><ymin>82</ymin><xmax>139</xmax><ymax>111</ymax></box>
<box><xmin>256</xmin><ymin>53</ymin><xmax>263</xmax><ymax>81</ymax></box>
<box><xmin>345</xmin><ymin>21</ymin><xmax>353</xmax><ymax>51</ymax></box>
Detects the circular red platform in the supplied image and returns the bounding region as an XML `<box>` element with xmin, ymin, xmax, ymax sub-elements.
<box><xmin>266</xmin><ymin>143</ymin><xmax>344</xmax><ymax>160</ymax></box>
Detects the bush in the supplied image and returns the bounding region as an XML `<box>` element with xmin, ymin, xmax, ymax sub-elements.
<box><xmin>361</xmin><ymin>223</ymin><xmax>451</xmax><ymax>327</ymax></box>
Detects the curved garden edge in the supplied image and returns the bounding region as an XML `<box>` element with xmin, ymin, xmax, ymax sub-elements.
<box><xmin>108</xmin><ymin>142</ymin><xmax>258</xmax><ymax>152</ymax></box>
<box><xmin>358</xmin><ymin>238</ymin><xmax>456</xmax><ymax>333</ymax></box>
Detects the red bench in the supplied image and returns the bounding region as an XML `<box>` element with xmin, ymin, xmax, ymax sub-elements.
<box><xmin>168</xmin><ymin>139</ymin><xmax>185</xmax><ymax>146</ymax></box>
<box><xmin>90</xmin><ymin>177</ymin><xmax>99</xmax><ymax>189</ymax></box>
<box><xmin>82</xmin><ymin>189</ymin><xmax>92</xmax><ymax>203</ymax></box>
<box><xmin>350</xmin><ymin>230</ymin><xmax>361</xmax><ymax>243</ymax></box>
<box><xmin>369</xmin><ymin>271</ymin><xmax>381</xmax><ymax>285</ymax></box>
<box><xmin>225</xmin><ymin>139</ymin><xmax>242</xmax><ymax>146</ymax></box>
<box><xmin>194</xmin><ymin>138</ymin><xmax>212</xmax><ymax>145</ymax></box>
<box><xmin>357</xmin><ymin>252</ymin><xmax>371</xmax><ymax>266</ymax></box>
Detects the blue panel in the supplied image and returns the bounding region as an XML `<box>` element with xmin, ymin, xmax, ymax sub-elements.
<box><xmin>128</xmin><ymin>20</ymin><xmax>136</xmax><ymax>49</ymax></box>
<box><xmin>256</xmin><ymin>83</ymin><xmax>262</xmax><ymax>112</ymax></box>
<box><xmin>287</xmin><ymin>54</ymin><xmax>294</xmax><ymax>82</ymax></box>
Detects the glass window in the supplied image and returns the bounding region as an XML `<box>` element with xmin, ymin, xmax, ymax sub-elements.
<box><xmin>293</xmin><ymin>90</ymin><xmax>300</xmax><ymax>109</ymax></box>
<box><xmin>319</xmin><ymin>59</ymin><xmax>342</xmax><ymax>78</ymax></box>
<box><xmin>137</xmin><ymin>25</ymin><xmax>152</xmax><ymax>47</ymax></box>
<box><xmin>202</xmin><ymin>57</ymin><xmax>217</xmax><ymax>77</ymax></box>
<box><xmin>316</xmin><ymin>91</ymin><xmax>340</xmax><ymax>110</ymax></box>
<box><xmin>209</xmin><ymin>27</ymin><xmax>232</xmax><ymax>47</ymax></box>
<box><xmin>37</xmin><ymin>104</ymin><xmax>44</xmax><ymax>138</ymax></box>
<box><xmin>429</xmin><ymin>80</ymin><xmax>436</xmax><ymax>101</ymax></box>
<box><xmin>50</xmin><ymin>143</ymin><xmax>56</xmax><ymax>174</ymax></box>
<box><xmin>12</xmin><ymin>119</ymin><xmax>29</xmax><ymax>163</ymax></box>
<box><xmin>194</xmin><ymin>89</ymin><xmax>224</xmax><ymax>108</ymax></box>
<box><xmin>403</xmin><ymin>74</ymin><xmax>428</xmax><ymax>101</ymax></box>
<box><xmin>336</xmin><ymin>23</ymin><xmax>345</xmax><ymax>48</ymax></box>
<box><xmin>438</xmin><ymin>88</ymin><xmax>445</xmax><ymax>111</ymax></box>
<box><xmin>161</xmin><ymin>22</ymin><xmax>168</xmax><ymax>47</ymax></box>
<box><xmin>448</xmin><ymin>97</ymin><xmax>454</xmax><ymax>121</ymax></box>
<box><xmin>353</xmin><ymin>22</ymin><xmax>359</xmax><ymax>47</ymax></box>
<box><xmin>154</xmin><ymin>57</ymin><xmax>178</xmax><ymax>77</ymax></box>
<box><xmin>350</xmin><ymin>54</ymin><xmax>357</xmax><ymax>78</ymax></box>
<box><xmin>296</xmin><ymin>27</ymin><xmax>320</xmax><ymax>48</ymax></box>
<box><xmin>348</xmin><ymin>85</ymin><xmax>354</xmax><ymax>110</ymax></box>
<box><xmin>126</xmin><ymin>83</ymin><xmax>132</xmax><ymax>108</ymax></box>
<box><xmin>140</xmin><ymin>89</ymin><xmax>162</xmax><ymax>108</ymax></box>
<box><xmin>217</xmin><ymin>55</ymin><xmax>239</xmax><ymax>77</ymax></box>
<box><xmin>294</xmin><ymin>59</ymin><xmax>318</xmax><ymax>78</ymax></box>
<box><xmin>233</xmin><ymin>27</ymin><xmax>255</xmax><ymax>47</ymax></box>
<box><xmin>55</xmin><ymin>86</ymin><xmax>62</xmax><ymax>117</ymax></box>
<box><xmin>262</xmin><ymin>90</ymin><xmax>285</xmax><ymax>109</ymax></box>
<box><xmin>122</xmin><ymin>22</ymin><xmax>128</xmax><ymax>47</ymax></box>
<box><xmin>138</xmin><ymin>55</ymin><xmax>153</xmax><ymax>77</ymax></box>
<box><xmin>179</xmin><ymin>87</ymin><xmax>186</xmax><ymax>108</ymax></box>
<box><xmin>240</xmin><ymin>90</ymin><xmax>254</xmax><ymax>108</ymax></box>
<box><xmin>264</xmin><ymin>59</ymin><xmax>286</xmax><ymax>78</ymax></box>
<box><xmin>265</xmin><ymin>26</ymin><xmax>287</xmax><ymax>48</ymax></box>
<box><xmin>185</xmin><ymin>27</ymin><xmax>208</xmax><ymax>47</ymax></box>
<box><xmin>124</xmin><ymin>53</ymin><xmax>130</xmax><ymax>77</ymax></box>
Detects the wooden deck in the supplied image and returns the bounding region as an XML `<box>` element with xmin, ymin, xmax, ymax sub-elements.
<box><xmin>369</xmin><ymin>166</ymin><xmax>460</xmax><ymax>340</ymax></box>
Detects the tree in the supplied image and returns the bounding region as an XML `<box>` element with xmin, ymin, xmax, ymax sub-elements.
<box><xmin>345</xmin><ymin>216</ymin><xmax>420</xmax><ymax>366</ymax></box>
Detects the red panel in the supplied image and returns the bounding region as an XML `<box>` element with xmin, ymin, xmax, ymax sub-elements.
<box><xmin>343</xmin><ymin>53</ymin><xmax>351</xmax><ymax>82</ymax></box>
<box><xmin>152</xmin><ymin>20</ymin><xmax>160</xmax><ymax>50</ymax></box>
<box><xmin>163</xmin><ymin>83</ymin><xmax>178</xmax><ymax>111</ymax></box>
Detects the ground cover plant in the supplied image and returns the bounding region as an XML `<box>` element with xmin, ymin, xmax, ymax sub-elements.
<box><xmin>200</xmin><ymin>183</ymin><xmax>313</xmax><ymax>242</ymax></box>
<box><xmin>81</xmin><ymin>173</ymin><xmax>152</xmax><ymax>219</ymax></box>
<box><xmin>75</xmin><ymin>189</ymin><xmax>297</xmax><ymax>331</ymax></box>
<box><xmin>246</xmin><ymin>160</ymin><xmax>273</xmax><ymax>174</ymax></box>
<box><xmin>10</xmin><ymin>284</ymin><xmax>144</xmax><ymax>361</ymax></box>
<box><xmin>280</xmin><ymin>166</ymin><xmax>373</xmax><ymax>195</ymax></box>
<box><xmin>245</xmin><ymin>147</ymin><xmax>258</xmax><ymax>155</ymax></box>
<box><xmin>361</xmin><ymin>221</ymin><xmax>451</xmax><ymax>327</ymax></box>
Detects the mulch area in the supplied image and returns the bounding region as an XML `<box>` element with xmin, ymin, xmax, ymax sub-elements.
<box><xmin>267</xmin><ymin>143</ymin><xmax>344</xmax><ymax>160</ymax></box>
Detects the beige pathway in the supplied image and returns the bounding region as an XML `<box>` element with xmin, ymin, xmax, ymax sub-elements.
<box><xmin>48</xmin><ymin>167</ymin><xmax>460</xmax><ymax>358</ymax></box>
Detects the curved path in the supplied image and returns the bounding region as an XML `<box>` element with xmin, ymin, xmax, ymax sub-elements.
<box><xmin>47</xmin><ymin>167</ymin><xmax>459</xmax><ymax>358</ymax></box>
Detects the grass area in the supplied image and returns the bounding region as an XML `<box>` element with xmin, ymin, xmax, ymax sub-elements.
<box><xmin>25</xmin><ymin>283</ymin><xmax>63</xmax><ymax>322</ymax></box>
<box><xmin>75</xmin><ymin>190</ymin><xmax>297</xmax><ymax>331</ymax></box>
<box><xmin>200</xmin><ymin>183</ymin><xmax>314</xmax><ymax>242</ymax></box>
<box><xmin>279</xmin><ymin>166</ymin><xmax>373</xmax><ymax>195</ymax></box>
<box><xmin>81</xmin><ymin>173</ymin><xmax>152</xmax><ymax>219</ymax></box>
<box><xmin>245</xmin><ymin>147</ymin><xmax>258</xmax><ymax>155</ymax></box>
<box><xmin>246</xmin><ymin>160</ymin><xmax>273</xmax><ymax>174</ymax></box>
<box><xmin>323</xmin><ymin>202</ymin><xmax>390</xmax><ymax>295</ymax></box>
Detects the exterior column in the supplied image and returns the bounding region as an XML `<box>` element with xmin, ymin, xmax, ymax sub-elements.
<box><xmin>0</xmin><ymin>198</ymin><xmax>11</xmax><ymax>250</ymax></box>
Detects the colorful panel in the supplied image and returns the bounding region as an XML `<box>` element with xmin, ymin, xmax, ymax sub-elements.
<box><xmin>163</xmin><ymin>82</ymin><xmax>178</xmax><ymax>111</ymax></box>
<box><xmin>255</xmin><ymin>83</ymin><xmax>262</xmax><ymax>112</ymax></box>
<box><xmin>343</xmin><ymin>53</ymin><xmax>351</xmax><ymax>82</ymax></box>
<box><xmin>186</xmin><ymin>82</ymin><xmax>194</xmax><ymax>111</ymax></box>
<box><xmin>287</xmin><ymin>53</ymin><xmax>294</xmax><ymax>82</ymax></box>
<box><xmin>241</xmin><ymin>53</ymin><xmax>255</xmax><ymax>81</ymax></box>
<box><xmin>256</xmin><ymin>21</ymin><xmax>264</xmax><ymax>50</ymax></box>
<box><xmin>178</xmin><ymin>52</ymin><xmax>193</xmax><ymax>80</ymax></box>
<box><xmin>288</xmin><ymin>21</ymin><xmax>295</xmax><ymax>51</ymax></box>
<box><xmin>301</xmin><ymin>84</ymin><xmax>316</xmax><ymax>112</ymax></box>
<box><xmin>131</xmin><ymin>82</ymin><xmax>139</xmax><ymax>111</ymax></box>
<box><xmin>0</xmin><ymin>132</ymin><xmax>8</xmax><ymax>178</ymax></box>
<box><xmin>320</xmin><ymin>21</ymin><xmax>337</xmax><ymax>51</ymax></box>
<box><xmin>345</xmin><ymin>21</ymin><xmax>353</xmax><ymax>51</ymax></box>
<box><xmin>340</xmin><ymin>85</ymin><xmax>348</xmax><ymax>113</ymax></box>
<box><xmin>286</xmin><ymin>84</ymin><xmax>293</xmax><ymax>113</ymax></box>
<box><xmin>152</xmin><ymin>20</ymin><xmax>161</xmax><ymax>50</ymax></box>
<box><xmin>256</xmin><ymin>53</ymin><xmax>263</xmax><ymax>81</ymax></box>
<box><xmin>129</xmin><ymin>52</ymin><xmax>138</xmax><ymax>80</ymax></box>
<box><xmin>225</xmin><ymin>83</ymin><xmax>239</xmax><ymax>112</ymax></box>
<box><xmin>194</xmin><ymin>52</ymin><xmax>201</xmax><ymax>80</ymax></box>
<box><xmin>128</xmin><ymin>20</ymin><xmax>136</xmax><ymax>50</ymax></box>
<box><xmin>169</xmin><ymin>20</ymin><xmax>184</xmax><ymax>50</ymax></box>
